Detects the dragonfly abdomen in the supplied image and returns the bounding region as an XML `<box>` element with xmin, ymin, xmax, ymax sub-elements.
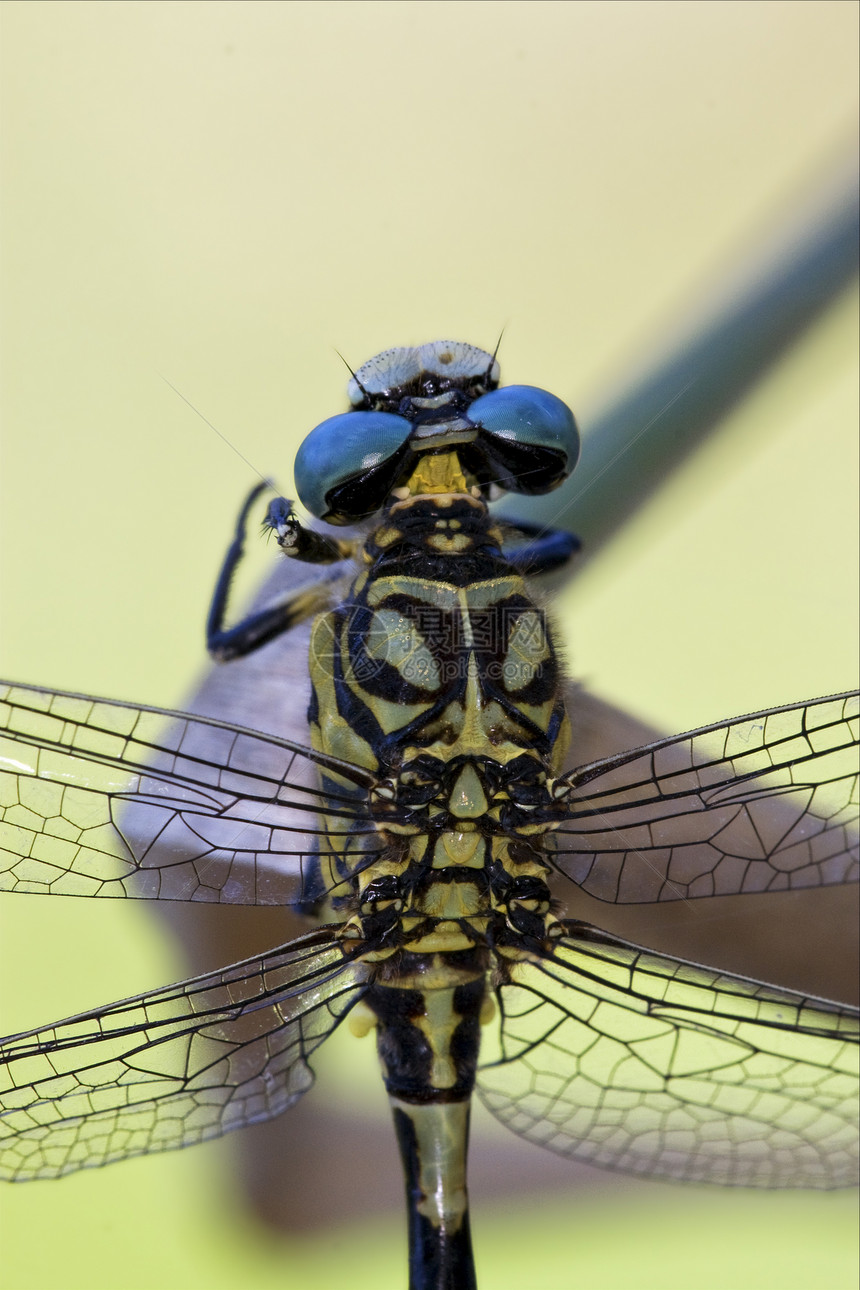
<box><xmin>359</xmin><ymin>951</ymin><xmax>488</xmax><ymax>1290</ymax></box>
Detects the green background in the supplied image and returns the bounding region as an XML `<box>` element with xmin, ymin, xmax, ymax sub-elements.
<box><xmin>0</xmin><ymin>3</ymin><xmax>857</xmax><ymax>1288</ymax></box>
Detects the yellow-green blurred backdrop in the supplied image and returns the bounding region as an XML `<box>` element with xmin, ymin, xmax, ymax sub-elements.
<box><xmin>0</xmin><ymin>3</ymin><xmax>857</xmax><ymax>1288</ymax></box>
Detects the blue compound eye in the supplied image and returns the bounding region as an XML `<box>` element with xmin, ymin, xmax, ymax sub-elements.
<box><xmin>294</xmin><ymin>410</ymin><xmax>414</xmax><ymax>522</ymax></box>
<box><xmin>467</xmin><ymin>385</ymin><xmax>579</xmax><ymax>494</ymax></box>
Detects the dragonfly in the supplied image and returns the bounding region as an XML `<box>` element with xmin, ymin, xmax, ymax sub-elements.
<box><xmin>0</xmin><ymin>340</ymin><xmax>857</xmax><ymax>1290</ymax></box>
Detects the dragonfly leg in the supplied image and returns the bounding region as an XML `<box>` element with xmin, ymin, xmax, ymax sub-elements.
<box><xmin>501</xmin><ymin>518</ymin><xmax>580</xmax><ymax>574</ymax></box>
<box><xmin>207</xmin><ymin>483</ymin><xmax>358</xmax><ymax>660</ymax></box>
<box><xmin>263</xmin><ymin>494</ymin><xmax>356</xmax><ymax>565</ymax></box>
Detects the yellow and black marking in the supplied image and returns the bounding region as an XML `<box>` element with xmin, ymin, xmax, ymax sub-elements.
<box><xmin>300</xmin><ymin>468</ymin><xmax>570</xmax><ymax>1289</ymax></box>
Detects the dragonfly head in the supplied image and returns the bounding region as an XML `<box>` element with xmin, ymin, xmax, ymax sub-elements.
<box><xmin>294</xmin><ymin>340</ymin><xmax>579</xmax><ymax>524</ymax></box>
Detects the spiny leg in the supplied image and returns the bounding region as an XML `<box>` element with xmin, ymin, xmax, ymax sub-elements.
<box><xmin>500</xmin><ymin>517</ymin><xmax>580</xmax><ymax>575</ymax></box>
<box><xmin>207</xmin><ymin>483</ymin><xmax>359</xmax><ymax>661</ymax></box>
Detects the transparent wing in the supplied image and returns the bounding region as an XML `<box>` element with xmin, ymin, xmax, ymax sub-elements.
<box><xmin>0</xmin><ymin>928</ymin><xmax>367</xmax><ymax>1180</ymax></box>
<box><xmin>0</xmin><ymin>681</ymin><xmax>380</xmax><ymax>904</ymax></box>
<box><xmin>553</xmin><ymin>692</ymin><xmax>859</xmax><ymax>902</ymax></box>
<box><xmin>478</xmin><ymin>923</ymin><xmax>859</xmax><ymax>1188</ymax></box>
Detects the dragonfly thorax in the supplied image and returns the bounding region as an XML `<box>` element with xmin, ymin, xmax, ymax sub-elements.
<box><xmin>370</xmin><ymin>751</ymin><xmax>562</xmax><ymax>833</ymax></box>
<box><xmin>306</xmin><ymin>477</ymin><xmax>571</xmax><ymax>930</ymax></box>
